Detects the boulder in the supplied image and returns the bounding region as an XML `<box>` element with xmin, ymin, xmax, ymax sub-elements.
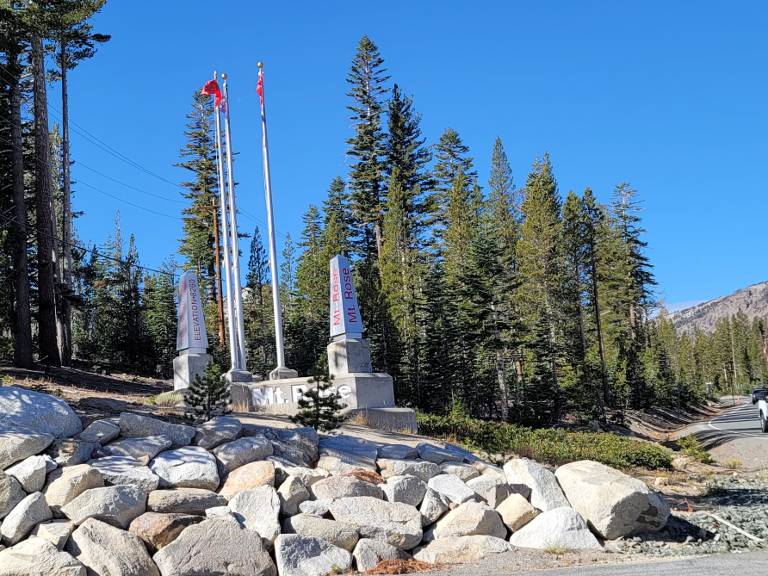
<box><xmin>77</xmin><ymin>420</ymin><xmax>120</xmax><ymax>445</ymax></box>
<box><xmin>97</xmin><ymin>436</ymin><xmax>173</xmax><ymax>464</ymax></box>
<box><xmin>89</xmin><ymin>456</ymin><xmax>160</xmax><ymax>492</ymax></box>
<box><xmin>282</xmin><ymin>514</ymin><xmax>359</xmax><ymax>552</ymax></box>
<box><xmin>0</xmin><ymin>386</ymin><xmax>81</xmax><ymax>438</ymax></box>
<box><xmin>149</xmin><ymin>446</ymin><xmax>219</xmax><ymax>490</ymax></box>
<box><xmin>432</xmin><ymin>501</ymin><xmax>506</xmax><ymax>540</ymax></box>
<box><xmin>503</xmin><ymin>458</ymin><xmax>568</xmax><ymax>512</ymax></box>
<box><xmin>466</xmin><ymin>475</ymin><xmax>510</xmax><ymax>508</ymax></box>
<box><xmin>317</xmin><ymin>436</ymin><xmax>377</xmax><ymax>474</ymax></box>
<box><xmin>417</xmin><ymin>443</ymin><xmax>463</xmax><ymax>464</ymax></box>
<box><xmin>274</xmin><ymin>534</ymin><xmax>352</xmax><ymax>576</ymax></box>
<box><xmin>419</xmin><ymin>488</ymin><xmax>449</xmax><ymax>527</ymax></box>
<box><xmin>269</xmin><ymin>461</ymin><xmax>328</xmax><ymax>488</ymax></box>
<box><xmin>0</xmin><ymin>472</ymin><xmax>25</xmax><ymax>520</ymax></box>
<box><xmin>228</xmin><ymin>485</ymin><xmax>281</xmax><ymax>543</ymax></box>
<box><xmin>267</xmin><ymin>427</ymin><xmax>318</xmax><ymax>467</ymax></box>
<box><xmin>5</xmin><ymin>455</ymin><xmax>51</xmax><ymax>493</ymax></box>
<box><xmin>61</xmin><ymin>485</ymin><xmax>146</xmax><ymax>529</ymax></box>
<box><xmin>477</xmin><ymin>463</ymin><xmax>507</xmax><ymax>482</ymax></box>
<box><xmin>128</xmin><ymin>512</ymin><xmax>201</xmax><ymax>552</ymax></box>
<box><xmin>194</xmin><ymin>416</ymin><xmax>242</xmax><ymax>450</ymax></box>
<box><xmin>1</xmin><ymin>492</ymin><xmax>52</xmax><ymax>545</ymax></box>
<box><xmin>0</xmin><ymin>424</ymin><xmax>54</xmax><ymax>470</ymax></box>
<box><xmin>377</xmin><ymin>444</ymin><xmax>418</xmax><ymax>460</ymax></box>
<box><xmin>118</xmin><ymin>413</ymin><xmax>195</xmax><ymax>448</ymax></box>
<box><xmin>508</xmin><ymin>507</ymin><xmax>601</xmax><ymax>550</ymax></box>
<box><xmin>329</xmin><ymin>496</ymin><xmax>422</xmax><ymax>550</ymax></box>
<box><xmin>439</xmin><ymin>462</ymin><xmax>480</xmax><ymax>481</ymax></box>
<box><xmin>377</xmin><ymin>459</ymin><xmax>440</xmax><ymax>482</ymax></box>
<box><xmin>299</xmin><ymin>499</ymin><xmax>332</xmax><ymax>517</ymax></box>
<box><xmin>310</xmin><ymin>475</ymin><xmax>383</xmax><ymax>501</ymax></box>
<box><xmin>353</xmin><ymin>538</ymin><xmax>410</xmax><ymax>572</ymax></box>
<box><xmin>496</xmin><ymin>493</ymin><xmax>539</xmax><ymax>532</ymax></box>
<box><xmin>33</xmin><ymin>520</ymin><xmax>74</xmax><ymax>550</ymax></box>
<box><xmin>44</xmin><ymin>464</ymin><xmax>104</xmax><ymax>513</ymax></box>
<box><xmin>554</xmin><ymin>460</ymin><xmax>670</xmax><ymax>539</ymax></box>
<box><xmin>152</xmin><ymin>518</ymin><xmax>276</xmax><ymax>576</ymax></box>
<box><xmin>147</xmin><ymin>488</ymin><xmax>226</xmax><ymax>515</ymax></box>
<box><xmin>49</xmin><ymin>439</ymin><xmax>98</xmax><ymax>467</ymax></box>
<box><xmin>414</xmin><ymin>535</ymin><xmax>512</xmax><ymax>563</ymax></box>
<box><xmin>382</xmin><ymin>475</ymin><xmax>427</xmax><ymax>507</ymax></box>
<box><xmin>277</xmin><ymin>475</ymin><xmax>311</xmax><ymax>516</ymax></box>
<box><xmin>205</xmin><ymin>506</ymin><xmax>238</xmax><ymax>522</ymax></box>
<box><xmin>0</xmin><ymin>536</ymin><xmax>86</xmax><ymax>576</ymax></box>
<box><xmin>66</xmin><ymin>518</ymin><xmax>159</xmax><ymax>576</ymax></box>
<box><xmin>219</xmin><ymin>461</ymin><xmax>274</xmax><ymax>499</ymax></box>
<box><xmin>212</xmin><ymin>436</ymin><xmax>273</xmax><ymax>474</ymax></box>
<box><xmin>427</xmin><ymin>474</ymin><xmax>476</xmax><ymax>505</ymax></box>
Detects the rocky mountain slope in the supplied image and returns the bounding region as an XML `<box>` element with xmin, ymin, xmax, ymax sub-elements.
<box><xmin>671</xmin><ymin>281</ymin><xmax>768</xmax><ymax>334</ymax></box>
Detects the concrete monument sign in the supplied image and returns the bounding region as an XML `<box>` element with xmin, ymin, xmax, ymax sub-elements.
<box><xmin>330</xmin><ymin>255</ymin><xmax>364</xmax><ymax>340</ymax></box>
<box><xmin>173</xmin><ymin>271</ymin><xmax>211</xmax><ymax>390</ymax></box>
<box><xmin>177</xmin><ymin>271</ymin><xmax>209</xmax><ymax>353</ymax></box>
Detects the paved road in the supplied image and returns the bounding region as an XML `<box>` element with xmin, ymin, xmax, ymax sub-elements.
<box><xmin>424</xmin><ymin>551</ymin><xmax>768</xmax><ymax>576</ymax></box>
<box><xmin>683</xmin><ymin>399</ymin><xmax>768</xmax><ymax>469</ymax></box>
<box><xmin>707</xmin><ymin>400</ymin><xmax>767</xmax><ymax>438</ymax></box>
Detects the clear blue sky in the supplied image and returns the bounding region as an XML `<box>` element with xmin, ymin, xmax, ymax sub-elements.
<box><xmin>62</xmin><ymin>0</ymin><xmax>768</xmax><ymax>310</ymax></box>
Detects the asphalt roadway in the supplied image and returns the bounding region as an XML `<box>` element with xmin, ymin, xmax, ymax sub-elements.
<box><xmin>706</xmin><ymin>400</ymin><xmax>767</xmax><ymax>439</ymax></box>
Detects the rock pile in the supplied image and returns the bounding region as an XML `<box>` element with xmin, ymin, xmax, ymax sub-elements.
<box><xmin>0</xmin><ymin>385</ymin><xmax>671</xmax><ymax>575</ymax></box>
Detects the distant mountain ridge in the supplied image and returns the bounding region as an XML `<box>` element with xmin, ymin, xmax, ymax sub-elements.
<box><xmin>670</xmin><ymin>280</ymin><xmax>768</xmax><ymax>333</ymax></box>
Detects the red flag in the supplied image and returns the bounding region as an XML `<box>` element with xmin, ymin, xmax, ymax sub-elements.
<box><xmin>257</xmin><ymin>68</ymin><xmax>264</xmax><ymax>107</ymax></box>
<box><xmin>201</xmin><ymin>79</ymin><xmax>223</xmax><ymax>109</ymax></box>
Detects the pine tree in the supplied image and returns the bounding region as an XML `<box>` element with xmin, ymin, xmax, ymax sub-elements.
<box><xmin>185</xmin><ymin>361</ymin><xmax>230</xmax><ymax>423</ymax></box>
<box><xmin>322</xmin><ymin>177</ymin><xmax>352</xmax><ymax>258</ymax></box>
<box><xmin>516</xmin><ymin>154</ymin><xmax>565</xmax><ymax>425</ymax></box>
<box><xmin>291</xmin><ymin>372</ymin><xmax>346</xmax><ymax>431</ymax></box>
<box><xmin>244</xmin><ymin>226</ymin><xmax>274</xmax><ymax>377</ymax></box>
<box><xmin>177</xmin><ymin>92</ymin><xmax>219</xmax><ymax>317</ymax></box>
<box><xmin>346</xmin><ymin>35</ymin><xmax>389</xmax><ymax>263</ymax></box>
<box><xmin>143</xmin><ymin>259</ymin><xmax>177</xmax><ymax>377</ymax></box>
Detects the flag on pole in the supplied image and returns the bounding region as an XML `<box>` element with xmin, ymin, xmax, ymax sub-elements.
<box><xmin>257</xmin><ymin>68</ymin><xmax>264</xmax><ymax>107</ymax></box>
<box><xmin>201</xmin><ymin>79</ymin><xmax>225</xmax><ymax>110</ymax></box>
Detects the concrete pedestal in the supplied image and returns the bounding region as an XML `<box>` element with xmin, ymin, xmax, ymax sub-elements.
<box><xmin>269</xmin><ymin>366</ymin><xmax>299</xmax><ymax>380</ymax></box>
<box><xmin>224</xmin><ymin>369</ymin><xmax>254</xmax><ymax>384</ymax></box>
<box><xmin>173</xmin><ymin>352</ymin><xmax>211</xmax><ymax>391</ymax></box>
<box><xmin>328</xmin><ymin>338</ymin><xmax>373</xmax><ymax>376</ymax></box>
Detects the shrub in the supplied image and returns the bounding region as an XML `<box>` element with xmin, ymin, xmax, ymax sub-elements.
<box><xmin>416</xmin><ymin>412</ymin><xmax>673</xmax><ymax>470</ymax></box>
<box><xmin>677</xmin><ymin>435</ymin><xmax>714</xmax><ymax>464</ymax></box>
<box><xmin>185</xmin><ymin>362</ymin><xmax>230</xmax><ymax>423</ymax></box>
<box><xmin>291</xmin><ymin>372</ymin><xmax>346</xmax><ymax>431</ymax></box>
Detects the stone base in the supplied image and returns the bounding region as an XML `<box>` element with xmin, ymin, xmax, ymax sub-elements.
<box><xmin>328</xmin><ymin>339</ymin><xmax>373</xmax><ymax>376</ymax></box>
<box><xmin>248</xmin><ymin>372</ymin><xmax>395</xmax><ymax>415</ymax></box>
<box><xmin>173</xmin><ymin>353</ymin><xmax>211</xmax><ymax>391</ymax></box>
<box><xmin>224</xmin><ymin>369</ymin><xmax>253</xmax><ymax>384</ymax></box>
<box><xmin>347</xmin><ymin>407</ymin><xmax>417</xmax><ymax>434</ymax></box>
<box><xmin>230</xmin><ymin>383</ymin><xmax>253</xmax><ymax>412</ymax></box>
<box><xmin>269</xmin><ymin>366</ymin><xmax>299</xmax><ymax>380</ymax></box>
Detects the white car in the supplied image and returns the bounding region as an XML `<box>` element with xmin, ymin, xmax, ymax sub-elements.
<box><xmin>759</xmin><ymin>398</ymin><xmax>768</xmax><ymax>433</ymax></box>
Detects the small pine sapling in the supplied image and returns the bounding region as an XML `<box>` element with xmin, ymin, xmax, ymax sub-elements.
<box><xmin>185</xmin><ymin>362</ymin><xmax>230</xmax><ymax>423</ymax></box>
<box><xmin>291</xmin><ymin>371</ymin><xmax>346</xmax><ymax>431</ymax></box>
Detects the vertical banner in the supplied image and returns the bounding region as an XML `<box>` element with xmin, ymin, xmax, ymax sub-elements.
<box><xmin>329</xmin><ymin>255</ymin><xmax>364</xmax><ymax>340</ymax></box>
<box><xmin>176</xmin><ymin>270</ymin><xmax>209</xmax><ymax>353</ymax></box>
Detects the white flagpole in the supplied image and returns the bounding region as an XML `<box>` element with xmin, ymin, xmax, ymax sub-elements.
<box><xmin>220</xmin><ymin>72</ymin><xmax>247</xmax><ymax>372</ymax></box>
<box><xmin>257</xmin><ymin>62</ymin><xmax>289</xmax><ymax>377</ymax></box>
<box><xmin>212</xmin><ymin>71</ymin><xmax>237</xmax><ymax>372</ymax></box>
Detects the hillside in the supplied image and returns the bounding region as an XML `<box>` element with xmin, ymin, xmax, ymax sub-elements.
<box><xmin>671</xmin><ymin>280</ymin><xmax>768</xmax><ymax>333</ymax></box>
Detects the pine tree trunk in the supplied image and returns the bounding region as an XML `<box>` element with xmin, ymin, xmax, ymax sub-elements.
<box><xmin>32</xmin><ymin>34</ymin><xmax>62</xmax><ymax>367</ymax></box>
<box><xmin>589</xmin><ymin>251</ymin><xmax>609</xmax><ymax>411</ymax></box>
<box><xmin>59</xmin><ymin>44</ymin><xmax>73</xmax><ymax>365</ymax></box>
<box><xmin>8</xmin><ymin>47</ymin><xmax>33</xmax><ymax>368</ymax></box>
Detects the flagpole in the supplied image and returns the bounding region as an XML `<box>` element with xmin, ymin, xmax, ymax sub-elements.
<box><xmin>212</xmin><ymin>71</ymin><xmax>237</xmax><ymax>372</ymax></box>
<box><xmin>220</xmin><ymin>72</ymin><xmax>248</xmax><ymax>373</ymax></box>
<box><xmin>257</xmin><ymin>62</ymin><xmax>293</xmax><ymax>379</ymax></box>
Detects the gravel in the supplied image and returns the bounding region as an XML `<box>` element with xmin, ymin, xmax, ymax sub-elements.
<box><xmin>611</xmin><ymin>475</ymin><xmax>768</xmax><ymax>557</ymax></box>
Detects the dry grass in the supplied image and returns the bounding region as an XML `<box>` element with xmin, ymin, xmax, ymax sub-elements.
<box><xmin>230</xmin><ymin>399</ymin><xmax>251</xmax><ymax>413</ymax></box>
<box><xmin>347</xmin><ymin>411</ymin><xmax>370</xmax><ymax>426</ymax></box>
<box><xmin>366</xmin><ymin>560</ymin><xmax>434</xmax><ymax>574</ymax></box>
<box><xmin>341</xmin><ymin>468</ymin><xmax>385</xmax><ymax>485</ymax></box>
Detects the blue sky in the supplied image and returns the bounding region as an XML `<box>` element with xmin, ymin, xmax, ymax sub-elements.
<box><xmin>61</xmin><ymin>0</ymin><xmax>768</xmax><ymax>309</ymax></box>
